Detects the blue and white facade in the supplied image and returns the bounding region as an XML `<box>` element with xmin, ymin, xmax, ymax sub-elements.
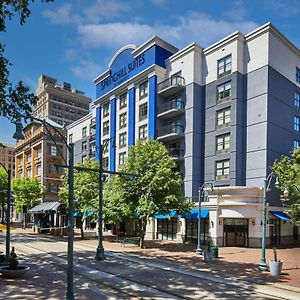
<box><xmin>69</xmin><ymin>23</ymin><xmax>300</xmax><ymax>247</ymax></box>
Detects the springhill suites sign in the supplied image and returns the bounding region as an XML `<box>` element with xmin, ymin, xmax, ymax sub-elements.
<box><xmin>101</xmin><ymin>53</ymin><xmax>145</xmax><ymax>91</ymax></box>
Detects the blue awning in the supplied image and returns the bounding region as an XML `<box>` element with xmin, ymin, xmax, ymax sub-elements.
<box><xmin>154</xmin><ymin>210</ymin><xmax>177</xmax><ymax>219</ymax></box>
<box><xmin>188</xmin><ymin>209</ymin><xmax>209</xmax><ymax>220</ymax></box>
<box><xmin>270</xmin><ymin>211</ymin><xmax>290</xmax><ymax>221</ymax></box>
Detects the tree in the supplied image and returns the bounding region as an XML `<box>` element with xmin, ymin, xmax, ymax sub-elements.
<box><xmin>0</xmin><ymin>166</ymin><xmax>8</xmax><ymax>222</ymax></box>
<box><xmin>12</xmin><ymin>177</ymin><xmax>44</xmax><ymax>212</ymax></box>
<box><xmin>0</xmin><ymin>0</ymin><xmax>53</xmax><ymax>121</ymax></box>
<box><xmin>104</xmin><ymin>139</ymin><xmax>191</xmax><ymax>248</ymax></box>
<box><xmin>59</xmin><ymin>158</ymin><xmax>99</xmax><ymax>238</ymax></box>
<box><xmin>272</xmin><ymin>147</ymin><xmax>300</xmax><ymax>224</ymax></box>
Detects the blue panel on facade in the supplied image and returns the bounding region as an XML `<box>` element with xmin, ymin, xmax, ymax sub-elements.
<box><xmin>128</xmin><ymin>87</ymin><xmax>136</xmax><ymax>146</ymax></box>
<box><xmin>95</xmin><ymin>106</ymin><xmax>101</xmax><ymax>161</ymax></box>
<box><xmin>96</xmin><ymin>45</ymin><xmax>173</xmax><ymax>99</ymax></box>
<box><xmin>148</xmin><ymin>75</ymin><xmax>157</xmax><ymax>138</ymax></box>
<box><xmin>109</xmin><ymin>98</ymin><xmax>116</xmax><ymax>171</ymax></box>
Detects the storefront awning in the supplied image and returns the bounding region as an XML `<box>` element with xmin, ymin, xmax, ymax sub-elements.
<box><xmin>188</xmin><ymin>209</ymin><xmax>209</xmax><ymax>220</ymax></box>
<box><xmin>154</xmin><ymin>210</ymin><xmax>177</xmax><ymax>219</ymax></box>
<box><xmin>270</xmin><ymin>211</ymin><xmax>290</xmax><ymax>221</ymax></box>
<box><xmin>28</xmin><ymin>201</ymin><xmax>60</xmax><ymax>214</ymax></box>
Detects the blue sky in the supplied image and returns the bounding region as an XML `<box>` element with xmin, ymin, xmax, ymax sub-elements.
<box><xmin>1</xmin><ymin>0</ymin><xmax>300</xmax><ymax>144</ymax></box>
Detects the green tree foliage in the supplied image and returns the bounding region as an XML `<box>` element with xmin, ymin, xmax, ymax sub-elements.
<box><xmin>0</xmin><ymin>166</ymin><xmax>8</xmax><ymax>221</ymax></box>
<box><xmin>59</xmin><ymin>158</ymin><xmax>99</xmax><ymax>238</ymax></box>
<box><xmin>12</xmin><ymin>177</ymin><xmax>44</xmax><ymax>212</ymax></box>
<box><xmin>0</xmin><ymin>0</ymin><xmax>53</xmax><ymax>121</ymax></box>
<box><xmin>272</xmin><ymin>147</ymin><xmax>300</xmax><ymax>224</ymax></box>
<box><xmin>104</xmin><ymin>139</ymin><xmax>191</xmax><ymax>248</ymax></box>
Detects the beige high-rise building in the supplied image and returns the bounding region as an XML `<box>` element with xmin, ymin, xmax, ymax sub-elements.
<box><xmin>14</xmin><ymin>120</ymin><xmax>67</xmax><ymax>203</ymax></box>
<box><xmin>0</xmin><ymin>143</ymin><xmax>15</xmax><ymax>177</ymax></box>
<box><xmin>34</xmin><ymin>75</ymin><xmax>91</xmax><ymax>126</ymax></box>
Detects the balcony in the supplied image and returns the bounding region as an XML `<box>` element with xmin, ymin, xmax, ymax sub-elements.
<box><xmin>157</xmin><ymin>100</ymin><xmax>184</xmax><ymax>119</ymax></box>
<box><xmin>157</xmin><ymin>76</ymin><xmax>185</xmax><ymax>97</ymax></box>
<box><xmin>157</xmin><ymin>124</ymin><xmax>184</xmax><ymax>142</ymax></box>
<box><xmin>167</xmin><ymin>148</ymin><xmax>184</xmax><ymax>161</ymax></box>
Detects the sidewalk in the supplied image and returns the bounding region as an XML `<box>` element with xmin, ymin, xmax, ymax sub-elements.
<box><xmin>81</xmin><ymin>232</ymin><xmax>300</xmax><ymax>290</ymax></box>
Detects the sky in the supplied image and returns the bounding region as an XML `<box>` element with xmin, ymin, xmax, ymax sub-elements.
<box><xmin>0</xmin><ymin>0</ymin><xmax>300</xmax><ymax>144</ymax></box>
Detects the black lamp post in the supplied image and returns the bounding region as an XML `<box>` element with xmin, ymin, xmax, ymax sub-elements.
<box><xmin>13</xmin><ymin>117</ymin><xmax>75</xmax><ymax>300</ymax></box>
<box><xmin>196</xmin><ymin>182</ymin><xmax>213</xmax><ymax>255</ymax></box>
<box><xmin>0</xmin><ymin>162</ymin><xmax>11</xmax><ymax>259</ymax></box>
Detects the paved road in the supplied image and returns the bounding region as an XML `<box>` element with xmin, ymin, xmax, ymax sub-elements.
<box><xmin>1</xmin><ymin>232</ymin><xmax>286</xmax><ymax>299</ymax></box>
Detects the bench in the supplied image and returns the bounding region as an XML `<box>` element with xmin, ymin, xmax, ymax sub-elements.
<box><xmin>121</xmin><ymin>237</ymin><xmax>140</xmax><ymax>247</ymax></box>
<box><xmin>84</xmin><ymin>231</ymin><xmax>97</xmax><ymax>239</ymax></box>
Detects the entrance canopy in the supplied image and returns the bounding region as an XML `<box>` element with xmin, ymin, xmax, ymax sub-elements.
<box><xmin>270</xmin><ymin>211</ymin><xmax>290</xmax><ymax>221</ymax></box>
<box><xmin>154</xmin><ymin>210</ymin><xmax>177</xmax><ymax>219</ymax></box>
<box><xmin>28</xmin><ymin>201</ymin><xmax>60</xmax><ymax>214</ymax></box>
<box><xmin>187</xmin><ymin>209</ymin><xmax>209</xmax><ymax>220</ymax></box>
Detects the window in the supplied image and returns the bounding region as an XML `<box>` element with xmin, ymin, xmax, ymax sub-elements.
<box><xmin>294</xmin><ymin>140</ymin><xmax>300</xmax><ymax>148</ymax></box>
<box><xmin>50</xmin><ymin>146</ymin><xmax>57</xmax><ymax>156</ymax></box>
<box><xmin>218</xmin><ymin>55</ymin><xmax>232</xmax><ymax>77</ymax></box>
<box><xmin>49</xmin><ymin>164</ymin><xmax>59</xmax><ymax>174</ymax></box>
<box><xmin>36</xmin><ymin>165</ymin><xmax>41</xmax><ymax>176</ymax></box>
<box><xmin>27</xmin><ymin>153</ymin><xmax>32</xmax><ymax>162</ymax></box>
<box><xmin>139</xmin><ymin>125</ymin><xmax>148</xmax><ymax>140</ymax></box>
<box><xmin>26</xmin><ymin>168</ymin><xmax>31</xmax><ymax>177</ymax></box>
<box><xmin>217</xmin><ymin>81</ymin><xmax>231</xmax><ymax>102</ymax></box>
<box><xmin>139</xmin><ymin>103</ymin><xmax>148</xmax><ymax>121</ymax></box>
<box><xmin>216</xmin><ymin>134</ymin><xmax>230</xmax><ymax>152</ymax></box>
<box><xmin>82</xmin><ymin>155</ymin><xmax>87</xmax><ymax>163</ymax></box>
<box><xmin>103</xmin><ymin>121</ymin><xmax>109</xmax><ymax>136</ymax></box>
<box><xmin>49</xmin><ymin>183</ymin><xmax>58</xmax><ymax>193</ymax></box>
<box><xmin>103</xmin><ymin>139</ymin><xmax>109</xmax><ymax>153</ymax></box>
<box><xmin>139</xmin><ymin>81</ymin><xmax>148</xmax><ymax>98</ymax></box>
<box><xmin>217</xmin><ymin>107</ymin><xmax>231</xmax><ymax>127</ymax></box>
<box><xmin>82</xmin><ymin>140</ymin><xmax>87</xmax><ymax>152</ymax></box>
<box><xmin>295</xmin><ymin>92</ymin><xmax>300</xmax><ymax>108</ymax></box>
<box><xmin>119</xmin><ymin>93</ymin><xmax>127</xmax><ymax>109</ymax></box>
<box><xmin>82</xmin><ymin>126</ymin><xmax>87</xmax><ymax>138</ymax></box>
<box><xmin>119</xmin><ymin>132</ymin><xmax>127</xmax><ymax>148</ymax></box>
<box><xmin>119</xmin><ymin>112</ymin><xmax>127</xmax><ymax>128</ymax></box>
<box><xmin>296</xmin><ymin>68</ymin><xmax>300</xmax><ymax>84</ymax></box>
<box><xmin>216</xmin><ymin>160</ymin><xmax>230</xmax><ymax>179</ymax></box>
<box><xmin>102</xmin><ymin>157</ymin><xmax>109</xmax><ymax>169</ymax></box>
<box><xmin>294</xmin><ymin>116</ymin><xmax>300</xmax><ymax>131</ymax></box>
<box><xmin>103</xmin><ymin>103</ymin><xmax>109</xmax><ymax>117</ymax></box>
<box><xmin>119</xmin><ymin>152</ymin><xmax>126</xmax><ymax>165</ymax></box>
<box><xmin>69</xmin><ymin>133</ymin><xmax>73</xmax><ymax>144</ymax></box>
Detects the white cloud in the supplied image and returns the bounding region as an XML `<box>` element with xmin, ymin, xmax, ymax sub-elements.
<box><xmin>77</xmin><ymin>12</ymin><xmax>258</xmax><ymax>49</ymax></box>
<box><xmin>70</xmin><ymin>59</ymin><xmax>102</xmax><ymax>80</ymax></box>
<box><xmin>268</xmin><ymin>0</ymin><xmax>299</xmax><ymax>17</ymax></box>
<box><xmin>223</xmin><ymin>0</ymin><xmax>247</xmax><ymax>22</ymax></box>
<box><xmin>83</xmin><ymin>0</ymin><xmax>131</xmax><ymax>23</ymax></box>
<box><xmin>43</xmin><ymin>3</ymin><xmax>80</xmax><ymax>25</ymax></box>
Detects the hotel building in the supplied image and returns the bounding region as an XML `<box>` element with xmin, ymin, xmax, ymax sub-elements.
<box><xmin>70</xmin><ymin>23</ymin><xmax>300</xmax><ymax>247</ymax></box>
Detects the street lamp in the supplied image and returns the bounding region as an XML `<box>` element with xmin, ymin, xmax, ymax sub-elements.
<box><xmin>258</xmin><ymin>172</ymin><xmax>279</xmax><ymax>272</ymax></box>
<box><xmin>13</xmin><ymin>117</ymin><xmax>75</xmax><ymax>300</ymax></box>
<box><xmin>0</xmin><ymin>162</ymin><xmax>11</xmax><ymax>259</ymax></box>
<box><xmin>95</xmin><ymin>139</ymin><xmax>111</xmax><ymax>261</ymax></box>
<box><xmin>196</xmin><ymin>182</ymin><xmax>213</xmax><ymax>254</ymax></box>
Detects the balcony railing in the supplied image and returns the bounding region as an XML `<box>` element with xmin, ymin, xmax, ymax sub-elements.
<box><xmin>157</xmin><ymin>76</ymin><xmax>185</xmax><ymax>96</ymax></box>
<box><xmin>167</xmin><ymin>148</ymin><xmax>184</xmax><ymax>159</ymax></box>
<box><xmin>157</xmin><ymin>124</ymin><xmax>184</xmax><ymax>139</ymax></box>
<box><xmin>158</xmin><ymin>100</ymin><xmax>184</xmax><ymax>116</ymax></box>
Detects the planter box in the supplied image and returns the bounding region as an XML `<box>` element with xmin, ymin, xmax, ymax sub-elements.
<box><xmin>269</xmin><ymin>260</ymin><xmax>283</xmax><ymax>276</ymax></box>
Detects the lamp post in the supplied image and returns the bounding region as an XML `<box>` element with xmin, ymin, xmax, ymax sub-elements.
<box><xmin>196</xmin><ymin>182</ymin><xmax>213</xmax><ymax>254</ymax></box>
<box><xmin>258</xmin><ymin>172</ymin><xmax>279</xmax><ymax>272</ymax></box>
<box><xmin>0</xmin><ymin>162</ymin><xmax>11</xmax><ymax>259</ymax></box>
<box><xmin>13</xmin><ymin>117</ymin><xmax>75</xmax><ymax>300</ymax></box>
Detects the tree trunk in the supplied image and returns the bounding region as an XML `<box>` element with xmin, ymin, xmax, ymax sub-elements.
<box><xmin>79</xmin><ymin>218</ymin><xmax>84</xmax><ymax>239</ymax></box>
<box><xmin>138</xmin><ymin>217</ymin><xmax>147</xmax><ymax>248</ymax></box>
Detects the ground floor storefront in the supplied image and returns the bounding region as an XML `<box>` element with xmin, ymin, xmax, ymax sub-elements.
<box><xmin>138</xmin><ymin>186</ymin><xmax>300</xmax><ymax>248</ymax></box>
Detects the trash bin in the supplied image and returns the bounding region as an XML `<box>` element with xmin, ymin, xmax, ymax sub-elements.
<box><xmin>210</xmin><ymin>245</ymin><xmax>218</xmax><ymax>258</ymax></box>
<box><xmin>203</xmin><ymin>250</ymin><xmax>213</xmax><ymax>263</ymax></box>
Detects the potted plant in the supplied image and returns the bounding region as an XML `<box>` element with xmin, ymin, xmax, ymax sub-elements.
<box><xmin>269</xmin><ymin>248</ymin><xmax>283</xmax><ymax>276</ymax></box>
<box><xmin>0</xmin><ymin>247</ymin><xmax>30</xmax><ymax>278</ymax></box>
